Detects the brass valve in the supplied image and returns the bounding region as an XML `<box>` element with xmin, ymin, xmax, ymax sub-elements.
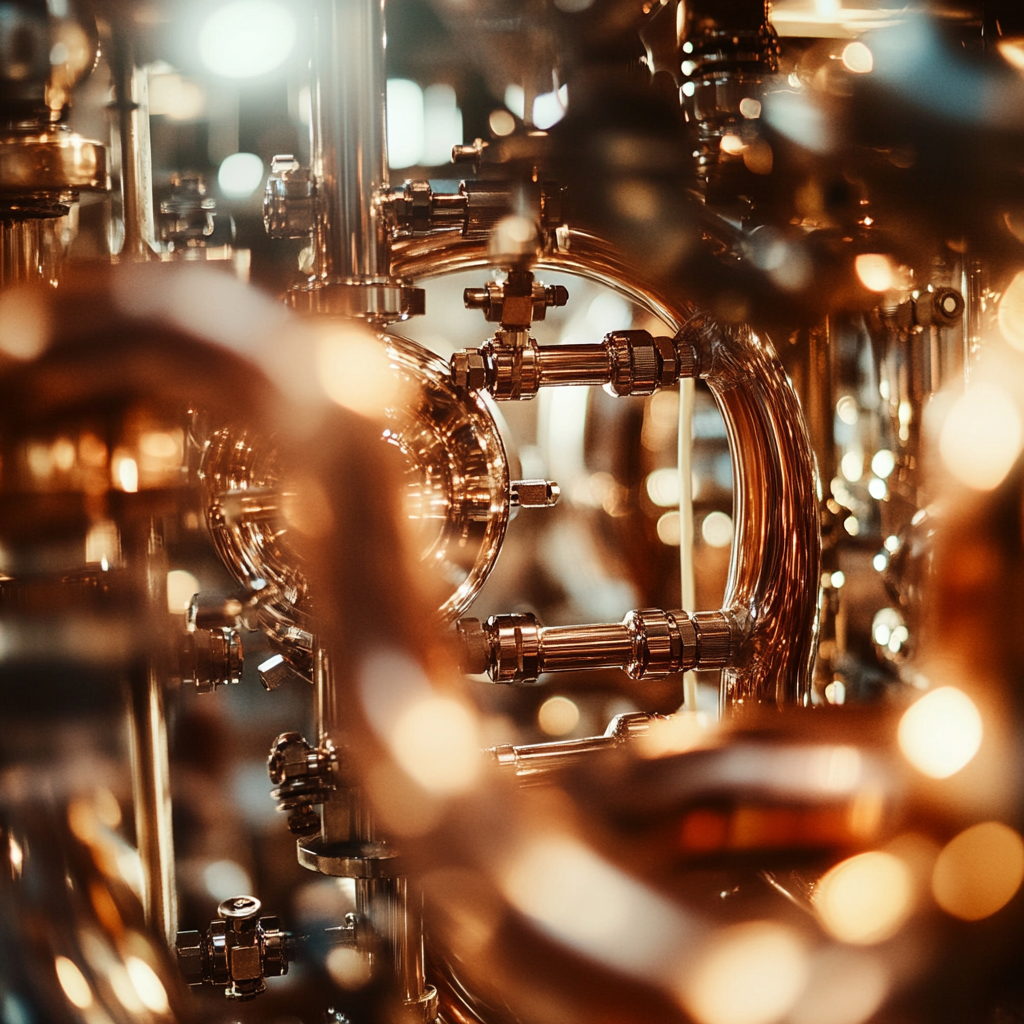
<box><xmin>175</xmin><ymin>896</ymin><xmax>294</xmax><ymax>1001</ymax></box>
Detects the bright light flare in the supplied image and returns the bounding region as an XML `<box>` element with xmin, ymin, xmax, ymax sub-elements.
<box><xmin>932</xmin><ymin>821</ymin><xmax>1024</xmax><ymax>921</ymax></box>
<box><xmin>842</xmin><ymin>42</ymin><xmax>874</xmax><ymax>74</ymax></box>
<box><xmin>639</xmin><ymin>712</ymin><xmax>711</xmax><ymax>758</ymax></box>
<box><xmin>149</xmin><ymin>73</ymin><xmax>206</xmax><ymax>120</ymax></box>
<box><xmin>489</xmin><ymin>109</ymin><xmax>516</xmax><ymax>136</ymax></box>
<box><xmin>841</xmin><ymin>450</ymin><xmax>863</xmax><ymax>483</ymax></box>
<box><xmin>681</xmin><ymin>921</ymin><xmax>809</xmax><ymax>1024</ymax></box>
<box><xmin>218</xmin><ymin>152</ymin><xmax>265</xmax><ymax>198</ymax></box>
<box><xmin>326</xmin><ymin>947</ymin><xmax>372</xmax><ymax>990</ymax></box>
<box><xmin>166</xmin><ymin>569</ymin><xmax>199</xmax><ymax>613</ymax></box>
<box><xmin>199</xmin><ymin>0</ymin><xmax>297</xmax><ymax>78</ymax></box>
<box><xmin>836</xmin><ymin>395</ymin><xmax>859</xmax><ymax>425</ymax></box>
<box><xmin>533</xmin><ymin>85</ymin><xmax>568</xmax><ymax>129</ymax></box>
<box><xmin>855</xmin><ymin>254</ymin><xmax>894</xmax><ymax>292</ymax></box>
<box><xmin>504</xmin><ymin>834</ymin><xmax>686</xmax><ymax>978</ymax></box>
<box><xmin>126</xmin><ymin>957</ymin><xmax>169</xmax><ymax>1014</ymax></box>
<box><xmin>55</xmin><ymin>957</ymin><xmax>93</xmax><ymax>1009</ymax></box>
<box><xmin>814</xmin><ymin>851</ymin><xmax>913</xmax><ymax>944</ymax></box>
<box><xmin>939</xmin><ymin>384</ymin><xmax>1023</xmax><ymax>491</ymax></box>
<box><xmin>115</xmin><ymin>455</ymin><xmax>139</xmax><ymax>493</ymax></box>
<box><xmin>317</xmin><ymin>328</ymin><xmax>402</xmax><ymax>416</ymax></box>
<box><xmin>390</xmin><ymin>697</ymin><xmax>481</xmax><ymax>795</ymax></box>
<box><xmin>898</xmin><ymin>686</ymin><xmax>983</xmax><ymax>779</ymax></box>
<box><xmin>422</xmin><ymin>84</ymin><xmax>463</xmax><ymax>166</ymax></box>
<box><xmin>824</xmin><ymin>679</ymin><xmax>846</xmax><ymax>705</ymax></box>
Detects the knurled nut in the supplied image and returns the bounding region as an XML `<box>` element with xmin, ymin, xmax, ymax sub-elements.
<box><xmin>629</xmin><ymin>339</ymin><xmax>660</xmax><ymax>396</ymax></box>
<box><xmin>692</xmin><ymin>611</ymin><xmax>733</xmax><ymax>667</ymax></box>
<box><xmin>626</xmin><ymin>608</ymin><xmax>682</xmax><ymax>678</ymax></box>
<box><xmin>604</xmin><ymin>333</ymin><xmax>634</xmax><ymax>396</ymax></box>
<box><xmin>674</xmin><ymin>336</ymin><xmax>698</xmax><ymax>379</ymax></box>
<box><xmin>668</xmin><ymin>612</ymin><xmax>698</xmax><ymax>671</ymax></box>
<box><xmin>516</xmin><ymin>343</ymin><xmax>540</xmax><ymax>399</ymax></box>
<box><xmin>673</xmin><ymin>322</ymin><xmax>703</xmax><ymax>378</ymax></box>
<box><xmin>489</xmin><ymin>613</ymin><xmax>540</xmax><ymax>682</ymax></box>
<box><xmin>408</xmin><ymin>180</ymin><xmax>432</xmax><ymax>231</ymax></box>
<box><xmin>489</xmin><ymin>346</ymin><xmax>517</xmax><ymax>400</ymax></box>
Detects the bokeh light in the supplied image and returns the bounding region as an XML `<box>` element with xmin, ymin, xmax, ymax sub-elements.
<box><xmin>55</xmin><ymin>957</ymin><xmax>92</xmax><ymax>1009</ymax></box>
<box><xmin>681</xmin><ymin>921</ymin><xmax>809</xmax><ymax>1024</ymax></box>
<box><xmin>855</xmin><ymin>254</ymin><xmax>894</xmax><ymax>292</ymax></box>
<box><xmin>842</xmin><ymin>42</ymin><xmax>874</xmax><ymax>74</ymax></box>
<box><xmin>815</xmin><ymin>851</ymin><xmax>913</xmax><ymax>944</ymax></box>
<box><xmin>702</xmin><ymin>511</ymin><xmax>733</xmax><ymax>548</ymax></box>
<box><xmin>199</xmin><ymin>0</ymin><xmax>296</xmax><ymax>78</ymax></box>
<box><xmin>997</xmin><ymin>270</ymin><xmax>1024</xmax><ymax>350</ymax></box>
<box><xmin>939</xmin><ymin>383</ymin><xmax>1023</xmax><ymax>491</ymax></box>
<box><xmin>932</xmin><ymin>821</ymin><xmax>1024</xmax><ymax>920</ymax></box>
<box><xmin>646</xmin><ymin>467</ymin><xmax>681</xmax><ymax>507</ymax></box>
<box><xmin>166</xmin><ymin>569</ymin><xmax>199</xmax><ymax>613</ymax></box>
<box><xmin>218</xmin><ymin>152</ymin><xmax>265</xmax><ymax>199</ymax></box>
<box><xmin>898</xmin><ymin>686</ymin><xmax>983</xmax><ymax>779</ymax></box>
<box><xmin>390</xmin><ymin>696</ymin><xmax>481</xmax><ymax>795</ymax></box>
<box><xmin>538</xmin><ymin>695</ymin><xmax>580</xmax><ymax>736</ymax></box>
<box><xmin>658</xmin><ymin>510</ymin><xmax>682</xmax><ymax>546</ymax></box>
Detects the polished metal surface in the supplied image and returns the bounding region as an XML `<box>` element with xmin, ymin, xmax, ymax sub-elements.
<box><xmin>201</xmin><ymin>332</ymin><xmax>510</xmax><ymax>631</ymax></box>
<box><xmin>0</xmin><ymin>217</ymin><xmax>71</xmax><ymax>289</ymax></box>
<box><xmin>108</xmin><ymin>26</ymin><xmax>157</xmax><ymax>261</ymax></box>
<box><xmin>6</xmin><ymin>4</ymin><xmax>1024</xmax><ymax>1024</ymax></box>
<box><xmin>0</xmin><ymin>800</ymin><xmax>195</xmax><ymax>1022</ymax></box>
<box><xmin>0</xmin><ymin>129</ymin><xmax>107</xmax><ymax>195</ymax></box>
<box><xmin>394</xmin><ymin>228</ymin><xmax>821</xmax><ymax>709</ymax></box>
<box><xmin>290</xmin><ymin>0</ymin><xmax>424</xmax><ymax>320</ymax></box>
<box><xmin>459</xmin><ymin>607</ymin><xmax>737</xmax><ymax>683</ymax></box>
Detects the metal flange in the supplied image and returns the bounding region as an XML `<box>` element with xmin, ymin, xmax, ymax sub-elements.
<box><xmin>285</xmin><ymin>281</ymin><xmax>425</xmax><ymax>322</ymax></box>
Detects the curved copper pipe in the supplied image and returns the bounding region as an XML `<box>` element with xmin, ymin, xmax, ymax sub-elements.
<box><xmin>391</xmin><ymin>230</ymin><xmax>821</xmax><ymax>709</ymax></box>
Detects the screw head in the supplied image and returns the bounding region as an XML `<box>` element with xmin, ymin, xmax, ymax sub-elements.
<box><xmin>218</xmin><ymin>895</ymin><xmax>262</xmax><ymax>920</ymax></box>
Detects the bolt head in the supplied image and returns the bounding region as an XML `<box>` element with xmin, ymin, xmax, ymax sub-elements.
<box><xmin>218</xmin><ymin>895</ymin><xmax>262</xmax><ymax>920</ymax></box>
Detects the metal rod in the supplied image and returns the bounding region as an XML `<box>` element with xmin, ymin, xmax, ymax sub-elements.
<box><xmin>539</xmin><ymin>623</ymin><xmax>634</xmax><ymax>671</ymax></box>
<box><xmin>128</xmin><ymin>661</ymin><xmax>177</xmax><ymax>945</ymax></box>
<box><xmin>537</xmin><ymin>346</ymin><xmax>612</xmax><ymax>386</ymax></box>
<box><xmin>678</xmin><ymin>377</ymin><xmax>698</xmax><ymax>712</ymax></box>
<box><xmin>108</xmin><ymin>23</ymin><xmax>156</xmax><ymax>260</ymax></box>
<box><xmin>312</xmin><ymin>0</ymin><xmax>389</xmax><ymax>283</ymax></box>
